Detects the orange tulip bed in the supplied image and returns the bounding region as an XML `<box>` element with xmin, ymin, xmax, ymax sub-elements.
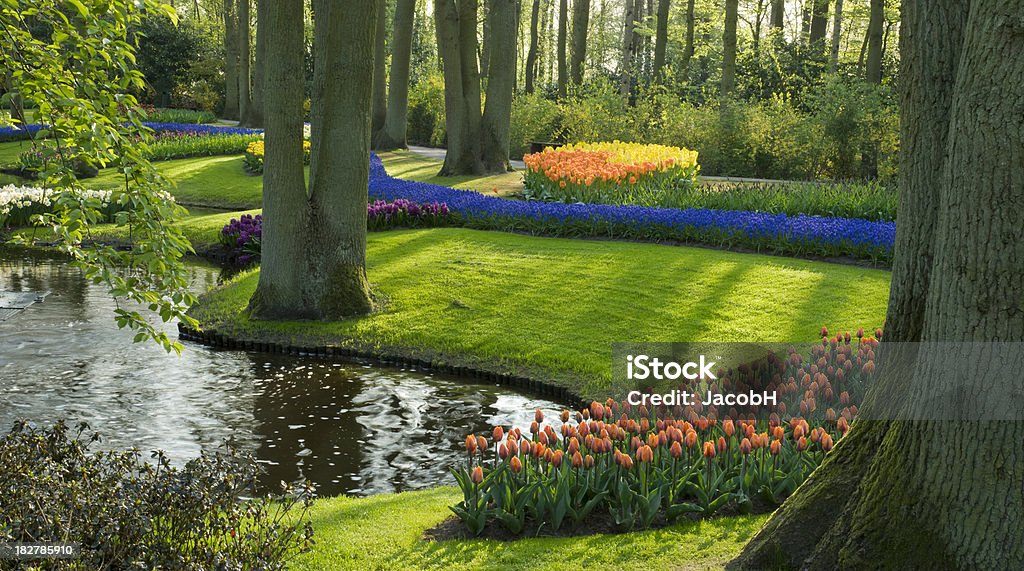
<box><xmin>522</xmin><ymin>141</ymin><xmax>700</xmax><ymax>207</ymax></box>
<box><xmin>449</xmin><ymin>327</ymin><xmax>880</xmax><ymax>536</ymax></box>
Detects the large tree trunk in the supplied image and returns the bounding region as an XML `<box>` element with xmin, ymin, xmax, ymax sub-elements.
<box><xmin>237</xmin><ymin>0</ymin><xmax>252</xmax><ymax>124</ymax></box>
<box><xmin>374</xmin><ymin>0</ymin><xmax>416</xmax><ymax>150</ymax></box>
<box><xmin>371</xmin><ymin>0</ymin><xmax>388</xmax><ymax>136</ymax></box>
<box><xmin>730</xmin><ymin>1</ymin><xmax>1024</xmax><ymax>568</ymax></box>
<box><xmin>864</xmin><ymin>0</ymin><xmax>884</xmax><ymax>83</ymax></box>
<box><xmin>828</xmin><ymin>0</ymin><xmax>842</xmax><ymax>71</ymax></box>
<box><xmin>721</xmin><ymin>0</ymin><xmax>738</xmax><ymax>98</ymax></box>
<box><xmin>770</xmin><ymin>0</ymin><xmax>784</xmax><ymax>29</ymax></box>
<box><xmin>245</xmin><ymin>0</ymin><xmax>266</xmax><ymax>128</ymax></box>
<box><xmin>808</xmin><ymin>0</ymin><xmax>830</xmax><ymax>47</ymax></box>
<box><xmin>681</xmin><ymin>0</ymin><xmax>695</xmax><ymax>74</ymax></box>
<box><xmin>480</xmin><ymin>0</ymin><xmax>517</xmax><ymax>171</ymax></box>
<box><xmin>248</xmin><ymin>0</ymin><xmax>307</xmax><ymax>319</ymax></box>
<box><xmin>652</xmin><ymin>0</ymin><xmax>670</xmax><ymax>81</ymax></box>
<box><xmin>435</xmin><ymin>0</ymin><xmax>484</xmax><ymax>175</ymax></box>
<box><xmin>524</xmin><ymin>0</ymin><xmax>540</xmax><ymax>94</ymax></box>
<box><xmin>569</xmin><ymin>0</ymin><xmax>589</xmax><ymax>85</ymax></box>
<box><xmin>618</xmin><ymin>0</ymin><xmax>637</xmax><ymax>97</ymax></box>
<box><xmin>304</xmin><ymin>0</ymin><xmax>375</xmax><ymax>318</ymax></box>
<box><xmin>222</xmin><ymin>0</ymin><xmax>239</xmax><ymax>120</ymax></box>
<box><xmin>556</xmin><ymin>0</ymin><xmax>567</xmax><ymax>97</ymax></box>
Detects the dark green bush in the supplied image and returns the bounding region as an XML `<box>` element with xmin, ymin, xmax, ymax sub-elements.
<box><xmin>0</xmin><ymin>420</ymin><xmax>314</xmax><ymax>571</ymax></box>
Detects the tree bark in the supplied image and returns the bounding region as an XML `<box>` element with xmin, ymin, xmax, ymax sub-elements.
<box><xmin>864</xmin><ymin>0</ymin><xmax>884</xmax><ymax>83</ymax></box>
<box><xmin>525</xmin><ymin>0</ymin><xmax>540</xmax><ymax>93</ymax></box>
<box><xmin>435</xmin><ymin>0</ymin><xmax>484</xmax><ymax>175</ymax></box>
<box><xmin>371</xmin><ymin>0</ymin><xmax>388</xmax><ymax>136</ymax></box>
<box><xmin>481</xmin><ymin>0</ymin><xmax>517</xmax><ymax>171</ymax></box>
<box><xmin>245</xmin><ymin>0</ymin><xmax>266</xmax><ymax>128</ymax></box>
<box><xmin>237</xmin><ymin>0</ymin><xmax>252</xmax><ymax>124</ymax></box>
<box><xmin>222</xmin><ymin>0</ymin><xmax>239</xmax><ymax>119</ymax></box>
<box><xmin>569</xmin><ymin>0</ymin><xmax>590</xmax><ymax>85</ymax></box>
<box><xmin>619</xmin><ymin>0</ymin><xmax>637</xmax><ymax>97</ymax></box>
<box><xmin>730</xmin><ymin>1</ymin><xmax>1024</xmax><ymax>568</ymax></box>
<box><xmin>682</xmin><ymin>0</ymin><xmax>695</xmax><ymax>73</ymax></box>
<box><xmin>721</xmin><ymin>0</ymin><xmax>738</xmax><ymax>98</ymax></box>
<box><xmin>828</xmin><ymin>0</ymin><xmax>842</xmax><ymax>71</ymax></box>
<box><xmin>556</xmin><ymin>0</ymin><xmax>568</xmax><ymax>97</ymax></box>
<box><xmin>770</xmin><ymin>0</ymin><xmax>784</xmax><ymax>29</ymax></box>
<box><xmin>652</xmin><ymin>0</ymin><xmax>670</xmax><ymax>81</ymax></box>
<box><xmin>374</xmin><ymin>0</ymin><xmax>415</xmax><ymax>150</ymax></box>
<box><xmin>808</xmin><ymin>0</ymin><xmax>830</xmax><ymax>47</ymax></box>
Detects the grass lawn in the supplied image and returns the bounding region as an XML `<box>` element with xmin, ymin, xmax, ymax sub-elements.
<box><xmin>376</xmin><ymin>150</ymin><xmax>526</xmax><ymax>197</ymax></box>
<box><xmin>191</xmin><ymin>226</ymin><xmax>890</xmax><ymax>397</ymax></box>
<box><xmin>0</xmin><ymin>139</ymin><xmax>35</xmax><ymax>168</ymax></box>
<box><xmin>293</xmin><ymin>487</ymin><xmax>766</xmax><ymax>571</ymax></box>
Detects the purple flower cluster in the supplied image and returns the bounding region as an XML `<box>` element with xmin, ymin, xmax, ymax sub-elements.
<box><xmin>143</xmin><ymin>122</ymin><xmax>261</xmax><ymax>136</ymax></box>
<box><xmin>366</xmin><ymin>155</ymin><xmax>895</xmax><ymax>262</ymax></box>
<box><xmin>220</xmin><ymin>213</ymin><xmax>262</xmax><ymax>266</ymax></box>
<box><xmin>367</xmin><ymin>198</ymin><xmax>451</xmax><ymax>230</ymax></box>
<box><xmin>0</xmin><ymin>124</ymin><xmax>45</xmax><ymax>143</ymax></box>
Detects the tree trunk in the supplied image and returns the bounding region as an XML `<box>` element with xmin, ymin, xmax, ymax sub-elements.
<box><xmin>721</xmin><ymin>0</ymin><xmax>738</xmax><ymax>98</ymax></box>
<box><xmin>808</xmin><ymin>0</ymin><xmax>829</xmax><ymax>47</ymax></box>
<box><xmin>770</xmin><ymin>0</ymin><xmax>784</xmax><ymax>29</ymax></box>
<box><xmin>245</xmin><ymin>0</ymin><xmax>266</xmax><ymax>128</ymax></box>
<box><xmin>481</xmin><ymin>0</ymin><xmax>517</xmax><ymax>171</ymax></box>
<box><xmin>237</xmin><ymin>0</ymin><xmax>252</xmax><ymax>124</ymax></box>
<box><xmin>248</xmin><ymin>0</ymin><xmax>307</xmax><ymax>319</ymax></box>
<box><xmin>304</xmin><ymin>0</ymin><xmax>375</xmax><ymax>318</ymax></box>
<box><xmin>681</xmin><ymin>0</ymin><xmax>695</xmax><ymax>74</ymax></box>
<box><xmin>569</xmin><ymin>0</ymin><xmax>590</xmax><ymax>85</ymax></box>
<box><xmin>652</xmin><ymin>0</ymin><xmax>670</xmax><ymax>81</ymax></box>
<box><xmin>800</xmin><ymin>0</ymin><xmax>811</xmax><ymax>44</ymax></box>
<box><xmin>374</xmin><ymin>0</ymin><xmax>416</xmax><ymax>150</ymax></box>
<box><xmin>556</xmin><ymin>0</ymin><xmax>568</xmax><ymax>97</ymax></box>
<box><xmin>371</xmin><ymin>0</ymin><xmax>388</xmax><ymax>136</ymax></box>
<box><xmin>619</xmin><ymin>0</ymin><xmax>637</xmax><ymax>97</ymax></box>
<box><xmin>864</xmin><ymin>0</ymin><xmax>883</xmax><ymax>83</ymax></box>
<box><xmin>525</xmin><ymin>0</ymin><xmax>540</xmax><ymax>93</ymax></box>
<box><xmin>730</xmin><ymin>1</ymin><xmax>1024</xmax><ymax>568</ymax></box>
<box><xmin>435</xmin><ymin>0</ymin><xmax>484</xmax><ymax>175</ymax></box>
<box><xmin>828</xmin><ymin>0</ymin><xmax>842</xmax><ymax>71</ymax></box>
<box><xmin>222</xmin><ymin>0</ymin><xmax>239</xmax><ymax>119</ymax></box>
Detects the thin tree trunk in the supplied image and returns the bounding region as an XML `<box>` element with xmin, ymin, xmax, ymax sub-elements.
<box><xmin>304</xmin><ymin>0</ymin><xmax>375</xmax><ymax>318</ymax></box>
<box><xmin>481</xmin><ymin>0</ymin><xmax>517</xmax><ymax>171</ymax></box>
<box><xmin>371</xmin><ymin>0</ymin><xmax>388</xmax><ymax>136</ymax></box>
<box><xmin>770</xmin><ymin>0</ymin><xmax>784</xmax><ymax>29</ymax></box>
<box><xmin>569</xmin><ymin>0</ymin><xmax>590</xmax><ymax>84</ymax></box>
<box><xmin>682</xmin><ymin>0</ymin><xmax>695</xmax><ymax>74</ymax></box>
<box><xmin>435</xmin><ymin>0</ymin><xmax>484</xmax><ymax>175</ymax></box>
<box><xmin>237</xmin><ymin>0</ymin><xmax>252</xmax><ymax>124</ymax></box>
<box><xmin>721</xmin><ymin>0</ymin><xmax>738</xmax><ymax>98</ymax></box>
<box><xmin>828</xmin><ymin>0</ymin><xmax>842</xmax><ymax>71</ymax></box>
<box><xmin>245</xmin><ymin>0</ymin><xmax>266</xmax><ymax>127</ymax></box>
<box><xmin>619</xmin><ymin>0</ymin><xmax>636</xmax><ymax>97</ymax></box>
<box><xmin>556</xmin><ymin>0</ymin><xmax>567</xmax><ymax>97</ymax></box>
<box><xmin>374</xmin><ymin>0</ymin><xmax>415</xmax><ymax>150</ymax></box>
<box><xmin>525</xmin><ymin>0</ymin><xmax>541</xmax><ymax>93</ymax></box>
<box><xmin>800</xmin><ymin>0</ymin><xmax>811</xmax><ymax>44</ymax></box>
<box><xmin>652</xmin><ymin>0</ymin><xmax>670</xmax><ymax>81</ymax></box>
<box><xmin>729</xmin><ymin>1</ymin><xmax>1024</xmax><ymax>568</ymax></box>
<box><xmin>808</xmin><ymin>0</ymin><xmax>829</xmax><ymax>47</ymax></box>
<box><xmin>864</xmin><ymin>0</ymin><xmax>883</xmax><ymax>83</ymax></box>
<box><xmin>222</xmin><ymin>0</ymin><xmax>239</xmax><ymax>119</ymax></box>
<box><xmin>248</xmin><ymin>0</ymin><xmax>306</xmax><ymax>319</ymax></box>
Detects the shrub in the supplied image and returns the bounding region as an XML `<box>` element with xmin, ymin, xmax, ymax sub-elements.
<box><xmin>407</xmin><ymin>72</ymin><xmax>447</xmax><ymax>147</ymax></box>
<box><xmin>451</xmin><ymin>331</ymin><xmax>877</xmax><ymax>534</ymax></box>
<box><xmin>0</xmin><ymin>420</ymin><xmax>314</xmax><ymax>570</ymax></box>
<box><xmin>509</xmin><ymin>93</ymin><xmax>561</xmax><ymax>158</ymax></box>
<box><xmin>523</xmin><ymin>142</ymin><xmax>700</xmax><ymax>207</ymax></box>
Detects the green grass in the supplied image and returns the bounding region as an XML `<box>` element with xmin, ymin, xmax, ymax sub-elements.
<box><xmin>0</xmin><ymin>139</ymin><xmax>35</xmax><ymax>168</ymax></box>
<box><xmin>292</xmin><ymin>487</ymin><xmax>766</xmax><ymax>571</ymax></box>
<box><xmin>191</xmin><ymin>227</ymin><xmax>890</xmax><ymax>397</ymax></box>
<box><xmin>378</xmin><ymin>150</ymin><xmax>526</xmax><ymax>197</ymax></box>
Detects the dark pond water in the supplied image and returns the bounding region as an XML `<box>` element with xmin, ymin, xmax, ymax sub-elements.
<box><xmin>0</xmin><ymin>247</ymin><xmax>563</xmax><ymax>496</ymax></box>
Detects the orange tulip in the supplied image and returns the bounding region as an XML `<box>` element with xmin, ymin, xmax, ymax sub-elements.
<box><xmin>493</xmin><ymin>426</ymin><xmax>504</xmax><ymax>442</ymax></box>
<box><xmin>471</xmin><ymin>466</ymin><xmax>484</xmax><ymax>484</ymax></box>
<box><xmin>464</xmin><ymin>435</ymin><xmax>477</xmax><ymax>455</ymax></box>
<box><xmin>510</xmin><ymin>456</ymin><xmax>523</xmax><ymax>474</ymax></box>
<box><xmin>702</xmin><ymin>441</ymin><xmax>716</xmax><ymax>459</ymax></box>
<box><xmin>740</xmin><ymin>438</ymin><xmax>752</xmax><ymax>455</ymax></box>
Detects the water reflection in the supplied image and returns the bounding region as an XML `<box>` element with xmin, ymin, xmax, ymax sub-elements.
<box><xmin>0</xmin><ymin>248</ymin><xmax>563</xmax><ymax>496</ymax></box>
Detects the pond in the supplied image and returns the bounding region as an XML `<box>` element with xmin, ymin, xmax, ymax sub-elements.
<box><xmin>0</xmin><ymin>247</ymin><xmax>563</xmax><ymax>497</ymax></box>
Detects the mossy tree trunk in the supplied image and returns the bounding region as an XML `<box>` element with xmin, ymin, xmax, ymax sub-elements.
<box><xmin>729</xmin><ymin>1</ymin><xmax>1024</xmax><ymax>568</ymax></box>
<box><xmin>374</xmin><ymin>0</ymin><xmax>416</xmax><ymax>150</ymax></box>
<box><xmin>222</xmin><ymin>0</ymin><xmax>239</xmax><ymax>120</ymax></box>
<box><xmin>652</xmin><ymin>0</ymin><xmax>670</xmax><ymax>81</ymax></box>
<box><xmin>555</xmin><ymin>0</ymin><xmax>567</xmax><ymax>97</ymax></box>
<box><xmin>569</xmin><ymin>0</ymin><xmax>590</xmax><ymax>85</ymax></box>
<box><xmin>525</xmin><ymin>0</ymin><xmax>541</xmax><ymax>94</ymax></box>
<box><xmin>244</xmin><ymin>0</ymin><xmax>266</xmax><ymax>128</ymax></box>
<box><xmin>681</xmin><ymin>0</ymin><xmax>695</xmax><ymax>73</ymax></box>
<box><xmin>481</xmin><ymin>0</ymin><xmax>517</xmax><ymax>172</ymax></box>
<box><xmin>721</xmin><ymin>0</ymin><xmax>738</xmax><ymax>98</ymax></box>
<box><xmin>619</xmin><ymin>0</ymin><xmax>637</xmax><ymax>98</ymax></box>
<box><xmin>864</xmin><ymin>0</ymin><xmax>884</xmax><ymax>84</ymax></box>
<box><xmin>237</xmin><ymin>0</ymin><xmax>252</xmax><ymax>124</ymax></box>
<box><xmin>770</xmin><ymin>0</ymin><xmax>784</xmax><ymax>30</ymax></box>
<box><xmin>371</xmin><ymin>0</ymin><xmax>388</xmax><ymax>137</ymax></box>
<box><xmin>249</xmin><ymin>0</ymin><xmax>376</xmax><ymax>320</ymax></box>
<box><xmin>808</xmin><ymin>0</ymin><xmax>830</xmax><ymax>47</ymax></box>
<box><xmin>434</xmin><ymin>0</ymin><xmax>484</xmax><ymax>175</ymax></box>
<box><xmin>828</xmin><ymin>0</ymin><xmax>843</xmax><ymax>71</ymax></box>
